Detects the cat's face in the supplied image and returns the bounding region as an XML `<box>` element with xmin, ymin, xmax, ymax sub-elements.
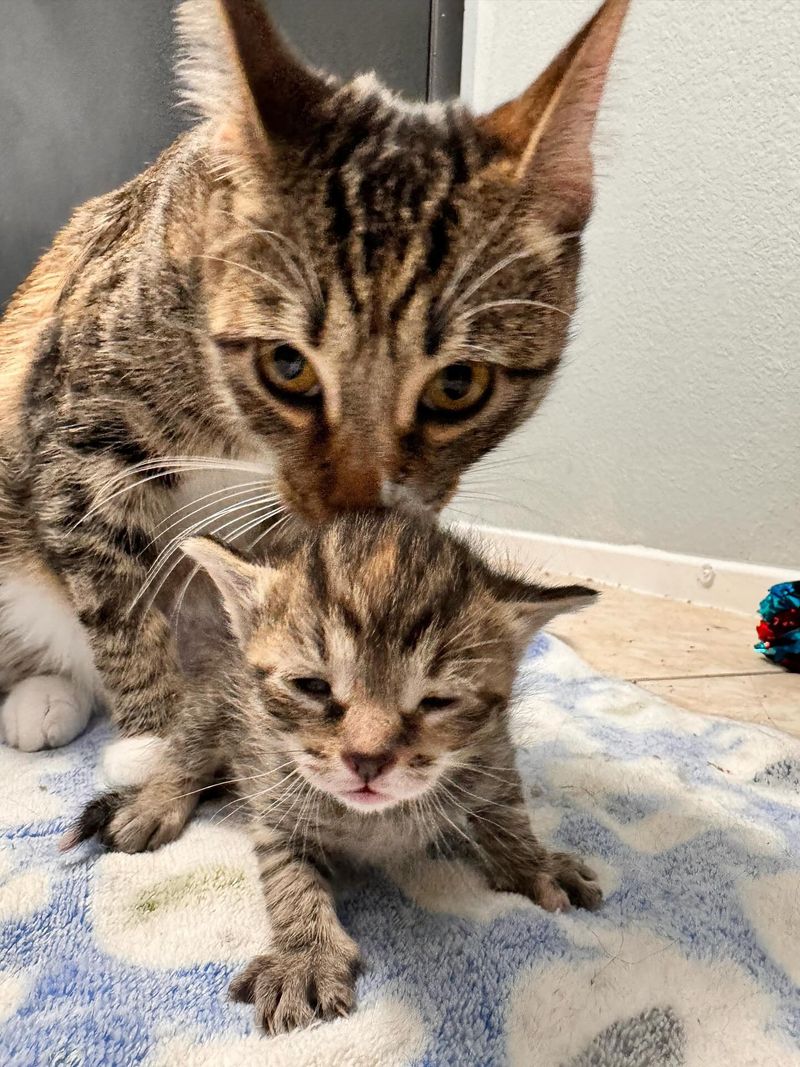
<box><xmin>202</xmin><ymin>93</ymin><xmax>577</xmax><ymax>522</ymax></box>
<box><xmin>178</xmin><ymin>0</ymin><xmax>628</xmax><ymax>521</ymax></box>
<box><xmin>184</xmin><ymin>513</ymin><xmax>595</xmax><ymax>814</ymax></box>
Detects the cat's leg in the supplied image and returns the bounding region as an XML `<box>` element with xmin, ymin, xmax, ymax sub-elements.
<box><xmin>468</xmin><ymin>792</ymin><xmax>602</xmax><ymax>912</ymax></box>
<box><xmin>229</xmin><ymin>825</ymin><xmax>360</xmax><ymax>1034</ymax></box>
<box><xmin>37</xmin><ymin>477</ymin><xmax>191</xmax><ymax>770</ymax></box>
<box><xmin>0</xmin><ymin>567</ymin><xmax>101</xmax><ymax>751</ymax></box>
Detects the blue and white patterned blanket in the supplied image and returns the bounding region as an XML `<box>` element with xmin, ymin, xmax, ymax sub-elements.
<box><xmin>2</xmin><ymin>634</ymin><xmax>800</xmax><ymax>1066</ymax></box>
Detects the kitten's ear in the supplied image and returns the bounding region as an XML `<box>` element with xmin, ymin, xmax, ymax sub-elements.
<box><xmin>181</xmin><ymin>536</ymin><xmax>273</xmax><ymax>639</ymax></box>
<box><xmin>476</xmin><ymin>0</ymin><xmax>629</xmax><ymax>230</ymax></box>
<box><xmin>492</xmin><ymin>572</ymin><xmax>598</xmax><ymax>645</ymax></box>
<box><xmin>176</xmin><ymin>0</ymin><xmax>333</xmax><ymax>148</ymax></box>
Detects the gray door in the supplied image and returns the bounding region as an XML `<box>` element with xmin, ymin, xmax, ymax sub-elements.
<box><xmin>0</xmin><ymin>0</ymin><xmax>463</xmax><ymax>310</ymax></box>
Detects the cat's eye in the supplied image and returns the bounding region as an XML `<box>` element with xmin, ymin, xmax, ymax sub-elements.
<box><xmin>292</xmin><ymin>677</ymin><xmax>331</xmax><ymax>698</ymax></box>
<box><xmin>420</xmin><ymin>362</ymin><xmax>492</xmax><ymax>419</ymax></box>
<box><xmin>418</xmin><ymin>695</ymin><xmax>456</xmax><ymax>712</ymax></box>
<box><xmin>258</xmin><ymin>343</ymin><xmax>321</xmax><ymax>400</ymax></box>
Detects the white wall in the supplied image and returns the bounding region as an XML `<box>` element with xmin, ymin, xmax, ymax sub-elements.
<box><xmin>457</xmin><ymin>0</ymin><xmax>799</xmax><ymax>570</ymax></box>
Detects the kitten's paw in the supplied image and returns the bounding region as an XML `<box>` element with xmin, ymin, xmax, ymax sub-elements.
<box><xmin>62</xmin><ymin>788</ymin><xmax>192</xmax><ymax>854</ymax></box>
<box><xmin>550</xmin><ymin>851</ymin><xmax>603</xmax><ymax>911</ymax></box>
<box><xmin>230</xmin><ymin>942</ymin><xmax>360</xmax><ymax>1033</ymax></box>
<box><xmin>523</xmin><ymin>853</ymin><xmax>602</xmax><ymax>913</ymax></box>
<box><xmin>1</xmin><ymin>674</ymin><xmax>92</xmax><ymax>751</ymax></box>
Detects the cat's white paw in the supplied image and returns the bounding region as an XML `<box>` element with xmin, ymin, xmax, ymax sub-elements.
<box><xmin>0</xmin><ymin>674</ymin><xmax>92</xmax><ymax>751</ymax></box>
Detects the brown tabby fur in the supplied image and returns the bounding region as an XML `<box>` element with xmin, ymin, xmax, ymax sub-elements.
<box><xmin>66</xmin><ymin>510</ymin><xmax>600</xmax><ymax>1033</ymax></box>
<box><xmin>0</xmin><ymin>0</ymin><xmax>627</xmax><ymax>748</ymax></box>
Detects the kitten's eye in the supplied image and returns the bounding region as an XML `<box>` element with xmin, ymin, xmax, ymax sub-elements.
<box><xmin>421</xmin><ymin>362</ymin><xmax>492</xmax><ymax>418</ymax></box>
<box><xmin>259</xmin><ymin>343</ymin><xmax>321</xmax><ymax>399</ymax></box>
<box><xmin>418</xmin><ymin>696</ymin><xmax>456</xmax><ymax>712</ymax></box>
<box><xmin>292</xmin><ymin>677</ymin><xmax>331</xmax><ymax>698</ymax></box>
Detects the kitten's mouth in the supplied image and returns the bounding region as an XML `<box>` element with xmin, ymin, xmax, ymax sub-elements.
<box><xmin>344</xmin><ymin>785</ymin><xmax>388</xmax><ymax>806</ymax></box>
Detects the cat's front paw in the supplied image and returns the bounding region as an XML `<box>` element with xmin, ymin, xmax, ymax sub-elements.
<box><xmin>230</xmin><ymin>941</ymin><xmax>360</xmax><ymax>1033</ymax></box>
<box><xmin>62</xmin><ymin>788</ymin><xmax>191</xmax><ymax>854</ymax></box>
<box><xmin>531</xmin><ymin>852</ymin><xmax>602</xmax><ymax>912</ymax></box>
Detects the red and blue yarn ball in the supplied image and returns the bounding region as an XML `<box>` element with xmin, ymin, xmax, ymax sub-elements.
<box><xmin>755</xmin><ymin>581</ymin><xmax>800</xmax><ymax>672</ymax></box>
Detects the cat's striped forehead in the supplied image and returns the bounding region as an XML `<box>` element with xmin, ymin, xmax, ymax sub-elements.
<box><xmin>306</xmin><ymin>78</ymin><xmax>498</xmax><ymax>311</ymax></box>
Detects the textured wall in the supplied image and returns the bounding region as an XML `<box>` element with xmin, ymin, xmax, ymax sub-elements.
<box><xmin>458</xmin><ymin>0</ymin><xmax>799</xmax><ymax>568</ymax></box>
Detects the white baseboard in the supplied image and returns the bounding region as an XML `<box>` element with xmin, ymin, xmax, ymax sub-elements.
<box><xmin>463</xmin><ymin>523</ymin><xmax>800</xmax><ymax>615</ymax></box>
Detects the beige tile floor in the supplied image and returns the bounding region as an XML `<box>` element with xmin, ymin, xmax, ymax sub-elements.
<box><xmin>545</xmin><ymin>583</ymin><xmax>800</xmax><ymax>738</ymax></box>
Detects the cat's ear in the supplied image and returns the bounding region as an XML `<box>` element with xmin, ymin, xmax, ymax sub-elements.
<box><xmin>492</xmin><ymin>572</ymin><xmax>598</xmax><ymax>646</ymax></box>
<box><xmin>181</xmin><ymin>536</ymin><xmax>274</xmax><ymax>639</ymax></box>
<box><xmin>476</xmin><ymin>0</ymin><xmax>629</xmax><ymax>231</ymax></box>
<box><xmin>176</xmin><ymin>0</ymin><xmax>333</xmax><ymax>149</ymax></box>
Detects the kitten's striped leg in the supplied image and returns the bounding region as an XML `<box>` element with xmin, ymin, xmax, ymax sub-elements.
<box><xmin>469</xmin><ymin>793</ymin><xmax>602</xmax><ymax>912</ymax></box>
<box><xmin>63</xmin><ymin>742</ymin><xmax>216</xmax><ymax>852</ymax></box>
<box><xmin>230</xmin><ymin>826</ymin><xmax>360</xmax><ymax>1034</ymax></box>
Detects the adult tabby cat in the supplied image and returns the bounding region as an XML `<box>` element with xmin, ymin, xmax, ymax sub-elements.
<box><xmin>66</xmin><ymin>510</ymin><xmax>600</xmax><ymax>1033</ymax></box>
<box><xmin>0</xmin><ymin>0</ymin><xmax>628</xmax><ymax>761</ymax></box>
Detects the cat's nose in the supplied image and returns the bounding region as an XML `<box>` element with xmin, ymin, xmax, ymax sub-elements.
<box><xmin>343</xmin><ymin>750</ymin><xmax>396</xmax><ymax>783</ymax></box>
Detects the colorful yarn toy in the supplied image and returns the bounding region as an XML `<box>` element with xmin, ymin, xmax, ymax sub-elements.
<box><xmin>755</xmin><ymin>581</ymin><xmax>800</xmax><ymax>671</ymax></box>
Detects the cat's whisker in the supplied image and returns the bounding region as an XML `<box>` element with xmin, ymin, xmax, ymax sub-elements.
<box><xmin>151</xmin><ymin>480</ymin><xmax>272</xmax><ymax>540</ymax></box>
<box><xmin>436</xmin><ymin>195</ymin><xmax>521</xmax><ymax>314</ymax></box>
<box><xmin>155</xmin><ymin>500</ymin><xmax>287</xmax><ymax>619</ymax></box>
<box><xmin>199</xmin><ymin>255</ymin><xmax>299</xmax><ymax>308</ymax></box>
<box><xmin>454</xmin><ymin>297</ymin><xmax>570</xmax><ymax>328</ymax></box>
<box><xmin>231</xmin><ymin>217</ymin><xmax>324</xmax><ymax>312</ymax></box>
<box><xmin>130</xmin><ymin>496</ymin><xmax>283</xmax><ymax>617</ymax></box>
<box><xmin>449</xmin><ymin>249</ymin><xmax>540</xmax><ymax>315</ymax></box>
<box><xmin>222</xmin><ymin>210</ymin><xmax>324</xmax><ymax>309</ymax></box>
<box><xmin>128</xmin><ymin>493</ymin><xmax>275</xmax><ymax>614</ymax></box>
<box><xmin>73</xmin><ymin>456</ymin><xmax>274</xmax><ymax>530</ymax></box>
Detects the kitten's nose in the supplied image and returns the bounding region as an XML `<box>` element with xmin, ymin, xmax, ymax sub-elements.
<box><xmin>343</xmin><ymin>751</ymin><xmax>396</xmax><ymax>784</ymax></box>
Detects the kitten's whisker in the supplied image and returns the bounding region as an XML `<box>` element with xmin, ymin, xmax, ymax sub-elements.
<box><xmin>427</xmin><ymin>790</ymin><xmax>475</xmax><ymax>851</ymax></box>
<box><xmin>168</xmin><ymin>762</ymin><xmax>297</xmax><ymax>804</ymax></box>
<box><xmin>445</xmin><ymin>761</ymin><xmax>515</xmax><ymax>787</ymax></box>
<box><xmin>213</xmin><ymin>768</ymin><xmax>302</xmax><ymax>824</ymax></box>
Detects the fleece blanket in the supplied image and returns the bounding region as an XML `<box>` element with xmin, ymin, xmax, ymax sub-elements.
<box><xmin>2</xmin><ymin>634</ymin><xmax>800</xmax><ymax>1067</ymax></box>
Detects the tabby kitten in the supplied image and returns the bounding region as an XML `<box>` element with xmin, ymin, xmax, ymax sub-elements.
<box><xmin>66</xmin><ymin>511</ymin><xmax>600</xmax><ymax>1034</ymax></box>
<box><xmin>0</xmin><ymin>0</ymin><xmax>628</xmax><ymax>762</ymax></box>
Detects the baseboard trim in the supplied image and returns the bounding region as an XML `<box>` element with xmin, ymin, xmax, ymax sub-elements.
<box><xmin>462</xmin><ymin>523</ymin><xmax>799</xmax><ymax>615</ymax></box>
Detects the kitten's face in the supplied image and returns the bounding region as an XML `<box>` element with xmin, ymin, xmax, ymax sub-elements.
<box><xmin>178</xmin><ymin>0</ymin><xmax>628</xmax><ymax>522</ymax></box>
<box><xmin>184</xmin><ymin>514</ymin><xmax>595</xmax><ymax>815</ymax></box>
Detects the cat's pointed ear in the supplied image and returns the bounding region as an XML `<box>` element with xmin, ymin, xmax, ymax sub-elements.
<box><xmin>181</xmin><ymin>536</ymin><xmax>273</xmax><ymax>639</ymax></box>
<box><xmin>176</xmin><ymin>0</ymin><xmax>333</xmax><ymax>147</ymax></box>
<box><xmin>492</xmin><ymin>571</ymin><xmax>598</xmax><ymax>646</ymax></box>
<box><xmin>476</xmin><ymin>0</ymin><xmax>629</xmax><ymax>230</ymax></box>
